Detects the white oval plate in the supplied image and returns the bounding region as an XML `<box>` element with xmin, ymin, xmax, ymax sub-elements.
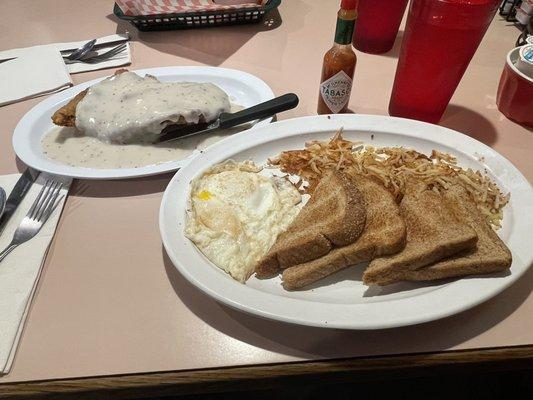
<box><xmin>13</xmin><ymin>66</ymin><xmax>275</xmax><ymax>180</ymax></box>
<box><xmin>160</xmin><ymin>114</ymin><xmax>533</xmax><ymax>330</ymax></box>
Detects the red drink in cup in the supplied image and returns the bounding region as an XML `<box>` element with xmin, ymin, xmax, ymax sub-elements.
<box><xmin>388</xmin><ymin>0</ymin><xmax>500</xmax><ymax>123</ymax></box>
<box><xmin>353</xmin><ymin>0</ymin><xmax>409</xmax><ymax>54</ymax></box>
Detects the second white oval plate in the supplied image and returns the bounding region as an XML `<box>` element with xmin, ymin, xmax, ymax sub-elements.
<box><xmin>160</xmin><ymin>114</ymin><xmax>533</xmax><ymax>330</ymax></box>
<box><xmin>13</xmin><ymin>66</ymin><xmax>274</xmax><ymax>180</ymax></box>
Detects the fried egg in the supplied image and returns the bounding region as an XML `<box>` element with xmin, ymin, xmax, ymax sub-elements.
<box><xmin>185</xmin><ymin>160</ymin><xmax>302</xmax><ymax>282</ymax></box>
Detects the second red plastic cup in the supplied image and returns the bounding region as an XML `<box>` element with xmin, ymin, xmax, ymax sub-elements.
<box><xmin>353</xmin><ymin>0</ymin><xmax>409</xmax><ymax>54</ymax></box>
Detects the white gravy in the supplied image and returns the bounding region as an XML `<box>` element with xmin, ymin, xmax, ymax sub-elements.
<box><xmin>41</xmin><ymin>122</ymin><xmax>245</xmax><ymax>169</ymax></box>
<box><xmin>75</xmin><ymin>72</ymin><xmax>231</xmax><ymax>143</ymax></box>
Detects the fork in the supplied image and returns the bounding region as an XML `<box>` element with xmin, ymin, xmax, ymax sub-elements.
<box><xmin>62</xmin><ymin>39</ymin><xmax>97</xmax><ymax>62</ymax></box>
<box><xmin>66</xmin><ymin>43</ymin><xmax>128</xmax><ymax>64</ymax></box>
<box><xmin>0</xmin><ymin>180</ymin><xmax>64</xmax><ymax>263</ymax></box>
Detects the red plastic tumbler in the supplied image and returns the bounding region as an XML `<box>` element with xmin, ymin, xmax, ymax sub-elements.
<box><xmin>388</xmin><ymin>0</ymin><xmax>501</xmax><ymax>123</ymax></box>
<box><xmin>353</xmin><ymin>0</ymin><xmax>409</xmax><ymax>54</ymax></box>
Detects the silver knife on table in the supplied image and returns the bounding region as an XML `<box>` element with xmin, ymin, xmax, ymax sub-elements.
<box><xmin>0</xmin><ymin>169</ymin><xmax>37</xmax><ymax>235</ymax></box>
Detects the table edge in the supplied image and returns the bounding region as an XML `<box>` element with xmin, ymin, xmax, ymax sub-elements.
<box><xmin>1</xmin><ymin>345</ymin><xmax>532</xmax><ymax>399</ymax></box>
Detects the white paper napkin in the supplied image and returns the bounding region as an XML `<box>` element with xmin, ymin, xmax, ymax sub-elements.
<box><xmin>0</xmin><ymin>34</ymin><xmax>131</xmax><ymax>75</ymax></box>
<box><xmin>0</xmin><ymin>47</ymin><xmax>72</xmax><ymax>107</ymax></box>
<box><xmin>0</xmin><ymin>34</ymin><xmax>131</xmax><ymax>106</ymax></box>
<box><xmin>0</xmin><ymin>173</ymin><xmax>71</xmax><ymax>374</ymax></box>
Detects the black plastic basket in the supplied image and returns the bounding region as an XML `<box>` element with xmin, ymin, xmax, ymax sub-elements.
<box><xmin>113</xmin><ymin>0</ymin><xmax>281</xmax><ymax>31</ymax></box>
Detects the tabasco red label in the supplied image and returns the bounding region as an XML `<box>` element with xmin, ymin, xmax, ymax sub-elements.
<box><xmin>320</xmin><ymin>70</ymin><xmax>353</xmax><ymax>113</ymax></box>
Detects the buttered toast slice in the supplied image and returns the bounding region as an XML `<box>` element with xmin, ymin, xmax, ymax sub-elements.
<box><xmin>281</xmin><ymin>175</ymin><xmax>406</xmax><ymax>290</ymax></box>
<box><xmin>255</xmin><ymin>170</ymin><xmax>366</xmax><ymax>279</ymax></box>
<box><xmin>362</xmin><ymin>181</ymin><xmax>478</xmax><ymax>286</ymax></box>
<box><xmin>394</xmin><ymin>185</ymin><xmax>512</xmax><ymax>282</ymax></box>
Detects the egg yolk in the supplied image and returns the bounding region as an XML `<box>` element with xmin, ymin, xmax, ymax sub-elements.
<box><xmin>197</xmin><ymin>190</ymin><xmax>213</xmax><ymax>201</ymax></box>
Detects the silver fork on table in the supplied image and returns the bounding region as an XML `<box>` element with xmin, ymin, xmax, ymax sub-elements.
<box><xmin>65</xmin><ymin>43</ymin><xmax>128</xmax><ymax>64</ymax></box>
<box><xmin>62</xmin><ymin>39</ymin><xmax>97</xmax><ymax>62</ymax></box>
<box><xmin>0</xmin><ymin>180</ymin><xmax>64</xmax><ymax>263</ymax></box>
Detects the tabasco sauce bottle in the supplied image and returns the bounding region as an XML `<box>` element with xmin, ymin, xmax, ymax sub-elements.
<box><xmin>317</xmin><ymin>0</ymin><xmax>358</xmax><ymax>114</ymax></box>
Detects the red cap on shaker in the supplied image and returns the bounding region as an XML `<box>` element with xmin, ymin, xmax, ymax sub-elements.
<box><xmin>341</xmin><ymin>0</ymin><xmax>357</xmax><ymax>10</ymax></box>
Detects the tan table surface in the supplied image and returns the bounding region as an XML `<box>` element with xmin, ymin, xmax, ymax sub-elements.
<box><xmin>0</xmin><ymin>0</ymin><xmax>532</xmax><ymax>385</ymax></box>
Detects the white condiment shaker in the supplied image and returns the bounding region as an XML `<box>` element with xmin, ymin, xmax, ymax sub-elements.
<box><xmin>516</xmin><ymin>44</ymin><xmax>533</xmax><ymax>78</ymax></box>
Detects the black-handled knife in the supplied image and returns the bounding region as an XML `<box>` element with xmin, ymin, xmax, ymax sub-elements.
<box><xmin>218</xmin><ymin>93</ymin><xmax>299</xmax><ymax>129</ymax></box>
<box><xmin>158</xmin><ymin>93</ymin><xmax>299</xmax><ymax>143</ymax></box>
<box><xmin>0</xmin><ymin>169</ymin><xmax>37</xmax><ymax>235</ymax></box>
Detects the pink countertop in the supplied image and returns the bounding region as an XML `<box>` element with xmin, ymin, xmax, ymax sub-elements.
<box><xmin>0</xmin><ymin>0</ymin><xmax>532</xmax><ymax>383</ymax></box>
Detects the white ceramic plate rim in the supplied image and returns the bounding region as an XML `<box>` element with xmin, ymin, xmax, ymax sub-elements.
<box><xmin>13</xmin><ymin>66</ymin><xmax>275</xmax><ymax>180</ymax></box>
<box><xmin>160</xmin><ymin>114</ymin><xmax>533</xmax><ymax>330</ymax></box>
